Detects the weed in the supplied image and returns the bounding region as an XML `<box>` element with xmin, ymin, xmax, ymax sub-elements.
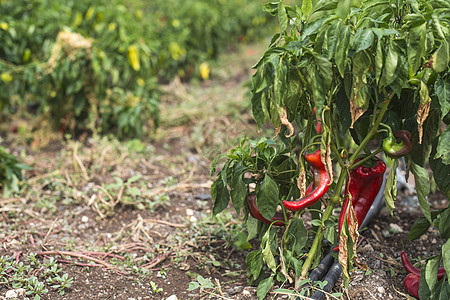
<box><xmin>0</xmin><ymin>254</ymin><xmax>74</xmax><ymax>298</ymax></box>
<box><xmin>149</xmin><ymin>281</ymin><xmax>163</xmax><ymax>294</ymax></box>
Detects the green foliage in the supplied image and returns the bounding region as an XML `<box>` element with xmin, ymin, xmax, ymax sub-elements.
<box><xmin>0</xmin><ymin>145</ymin><xmax>29</xmax><ymax>197</ymax></box>
<box><xmin>0</xmin><ymin>254</ymin><xmax>73</xmax><ymax>298</ymax></box>
<box><xmin>0</xmin><ymin>0</ymin><xmax>275</xmax><ymax>137</ymax></box>
<box><xmin>211</xmin><ymin>0</ymin><xmax>449</xmax><ymax>296</ymax></box>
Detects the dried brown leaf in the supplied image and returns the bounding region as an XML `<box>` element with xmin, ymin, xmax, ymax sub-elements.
<box><xmin>297</xmin><ymin>169</ymin><xmax>307</xmax><ymax>197</ymax></box>
<box><xmin>274</xmin><ymin>107</ymin><xmax>294</xmax><ymax>138</ymax></box>
<box><xmin>417</xmin><ymin>82</ymin><xmax>431</xmax><ymax>144</ymax></box>
<box><xmin>350</xmin><ymin>93</ymin><xmax>366</xmax><ymax>129</ymax></box>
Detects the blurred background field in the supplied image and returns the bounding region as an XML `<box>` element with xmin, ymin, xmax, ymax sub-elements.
<box><xmin>0</xmin><ymin>0</ymin><xmax>276</xmax><ymax>141</ymax></box>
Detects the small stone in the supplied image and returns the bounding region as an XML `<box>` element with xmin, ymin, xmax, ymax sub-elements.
<box><xmin>359</xmin><ymin>243</ymin><xmax>374</xmax><ymax>253</ymax></box>
<box><xmin>389</xmin><ymin>223</ymin><xmax>403</xmax><ymax>233</ymax></box>
<box><xmin>378</xmin><ymin>286</ymin><xmax>385</xmax><ymax>294</ymax></box>
<box><xmin>81</xmin><ymin>215</ymin><xmax>89</xmax><ymax>223</ymax></box>
<box><xmin>432</xmin><ymin>238</ymin><xmax>437</xmax><ymax>244</ymax></box>
<box><xmin>242</xmin><ymin>290</ymin><xmax>251</xmax><ymax>296</ymax></box>
<box><xmin>5</xmin><ymin>288</ymin><xmax>25</xmax><ymax>299</ymax></box>
<box><xmin>166</xmin><ymin>295</ymin><xmax>178</xmax><ymax>300</ymax></box>
<box><xmin>186</xmin><ymin>208</ymin><xmax>194</xmax><ymax>216</ymax></box>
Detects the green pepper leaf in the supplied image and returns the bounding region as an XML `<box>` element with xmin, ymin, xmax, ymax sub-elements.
<box><xmin>435</xmin><ymin>75</ymin><xmax>450</xmax><ymax>120</ymax></box>
<box><xmin>301</xmin><ymin>0</ymin><xmax>313</xmax><ymax>16</ymax></box>
<box><xmin>278</xmin><ymin>2</ymin><xmax>288</xmax><ymax>34</ymax></box>
<box><xmin>261</xmin><ymin>229</ymin><xmax>277</xmax><ymax>274</ymax></box>
<box><xmin>335</xmin><ymin>25</ymin><xmax>351</xmax><ymax>78</ymax></box>
<box><xmin>432</xmin><ymin>40</ymin><xmax>449</xmax><ymax>73</ymax></box>
<box><xmin>425</xmin><ymin>257</ymin><xmax>439</xmax><ymax>294</ymax></box>
<box><xmin>411</xmin><ymin>162</ymin><xmax>432</xmax><ymax>223</ymax></box>
<box><xmin>434</xmin><ymin>126</ymin><xmax>450</xmax><ymax>165</ymax></box>
<box><xmin>438</xmin><ymin>207</ymin><xmax>450</xmax><ymax>240</ymax></box>
<box><xmin>408</xmin><ymin>216</ymin><xmax>431</xmax><ymax>240</ymax></box>
<box><xmin>245</xmin><ymin>250</ymin><xmax>263</xmax><ymax>282</ymax></box>
<box><xmin>407</xmin><ymin>21</ymin><xmax>427</xmax><ymax>74</ymax></box>
<box><xmin>247</xmin><ymin>216</ymin><xmax>258</xmax><ymax>242</ymax></box>
<box><xmin>384</xmin><ymin>159</ymin><xmax>398</xmax><ymax>216</ymax></box>
<box><xmin>286</xmin><ymin>218</ymin><xmax>307</xmax><ymax>256</ymax></box>
<box><xmin>419</xmin><ymin>267</ymin><xmax>431</xmax><ymax>300</ymax></box>
<box><xmin>354</xmin><ymin>28</ymin><xmax>374</xmax><ymax>53</ymax></box>
<box><xmin>380</xmin><ymin>40</ymin><xmax>399</xmax><ymax>88</ymax></box>
<box><xmin>443</xmin><ymin>239</ymin><xmax>450</xmax><ymax>279</ymax></box>
<box><xmin>311</xmin><ymin>0</ymin><xmax>338</xmax><ymax>15</ymax></box>
<box><xmin>430</xmin><ymin>138</ymin><xmax>450</xmax><ymax>199</ymax></box>
<box><xmin>256</xmin><ymin>174</ymin><xmax>279</xmax><ymax>220</ymax></box>
<box><xmin>257</xmin><ymin>275</ymin><xmax>274</xmax><ymax>300</ymax></box>
<box><xmin>211</xmin><ymin>176</ymin><xmax>230</xmax><ymax>215</ymax></box>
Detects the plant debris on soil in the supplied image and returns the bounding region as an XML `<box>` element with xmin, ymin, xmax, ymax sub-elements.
<box><xmin>0</xmin><ymin>43</ymin><xmax>448</xmax><ymax>300</ymax></box>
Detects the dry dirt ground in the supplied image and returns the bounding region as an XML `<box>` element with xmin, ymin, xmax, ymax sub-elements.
<box><xmin>0</xmin><ymin>44</ymin><xmax>447</xmax><ymax>300</ymax></box>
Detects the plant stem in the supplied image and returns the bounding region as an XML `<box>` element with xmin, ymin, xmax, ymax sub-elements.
<box><xmin>349</xmin><ymin>148</ymin><xmax>383</xmax><ymax>170</ymax></box>
<box><xmin>349</xmin><ymin>93</ymin><xmax>394</xmax><ymax>164</ymax></box>
<box><xmin>299</xmin><ymin>168</ymin><xmax>347</xmax><ymax>280</ymax></box>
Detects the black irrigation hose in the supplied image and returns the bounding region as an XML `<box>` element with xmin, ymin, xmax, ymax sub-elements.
<box><xmin>310</xmin><ymin>260</ymin><xmax>342</xmax><ymax>300</ymax></box>
<box><xmin>298</xmin><ymin>175</ymin><xmax>388</xmax><ymax>300</ymax></box>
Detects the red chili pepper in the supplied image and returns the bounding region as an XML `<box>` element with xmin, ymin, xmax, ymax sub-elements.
<box><xmin>283</xmin><ymin>149</ymin><xmax>331</xmax><ymax>212</ymax></box>
<box><xmin>401</xmin><ymin>251</ymin><xmax>446</xmax><ymax>280</ymax></box>
<box><xmin>382</xmin><ymin>130</ymin><xmax>412</xmax><ymax>158</ymax></box>
<box><xmin>404</xmin><ymin>273</ymin><xmax>420</xmax><ymax>299</ymax></box>
<box><xmin>246</xmin><ymin>194</ymin><xmax>286</xmax><ymax>226</ymax></box>
<box><xmin>334</xmin><ymin>157</ymin><xmax>386</xmax><ymax>251</ymax></box>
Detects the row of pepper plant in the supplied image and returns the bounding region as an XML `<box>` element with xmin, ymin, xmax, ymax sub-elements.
<box><xmin>0</xmin><ymin>0</ymin><xmax>275</xmax><ymax>138</ymax></box>
<box><xmin>211</xmin><ymin>0</ymin><xmax>449</xmax><ymax>299</ymax></box>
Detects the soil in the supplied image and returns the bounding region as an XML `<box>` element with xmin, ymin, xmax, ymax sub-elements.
<box><xmin>0</xmin><ymin>43</ymin><xmax>448</xmax><ymax>300</ymax></box>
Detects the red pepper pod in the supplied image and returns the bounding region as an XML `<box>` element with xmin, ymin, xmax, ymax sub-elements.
<box><xmin>404</xmin><ymin>273</ymin><xmax>420</xmax><ymax>299</ymax></box>
<box><xmin>334</xmin><ymin>157</ymin><xmax>386</xmax><ymax>251</ymax></box>
<box><xmin>283</xmin><ymin>149</ymin><xmax>331</xmax><ymax>212</ymax></box>
<box><xmin>401</xmin><ymin>251</ymin><xmax>446</xmax><ymax>280</ymax></box>
<box><xmin>246</xmin><ymin>194</ymin><xmax>286</xmax><ymax>226</ymax></box>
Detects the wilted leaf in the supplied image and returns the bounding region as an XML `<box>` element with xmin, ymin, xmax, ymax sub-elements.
<box><xmin>297</xmin><ymin>168</ymin><xmax>307</xmax><ymax>197</ymax></box>
<box><xmin>417</xmin><ymin>81</ymin><xmax>431</xmax><ymax>144</ymax></box>
<box><xmin>274</xmin><ymin>107</ymin><xmax>294</xmax><ymax>138</ymax></box>
<box><xmin>349</xmin><ymin>93</ymin><xmax>367</xmax><ymax>128</ymax></box>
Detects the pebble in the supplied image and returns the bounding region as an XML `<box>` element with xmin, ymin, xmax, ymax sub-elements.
<box><xmin>5</xmin><ymin>288</ymin><xmax>25</xmax><ymax>299</ymax></box>
<box><xmin>389</xmin><ymin>223</ymin><xmax>403</xmax><ymax>233</ymax></box>
<box><xmin>227</xmin><ymin>286</ymin><xmax>244</xmax><ymax>295</ymax></box>
<box><xmin>81</xmin><ymin>215</ymin><xmax>89</xmax><ymax>223</ymax></box>
<box><xmin>186</xmin><ymin>208</ymin><xmax>194</xmax><ymax>216</ymax></box>
<box><xmin>378</xmin><ymin>286</ymin><xmax>385</xmax><ymax>294</ymax></box>
<box><xmin>166</xmin><ymin>295</ymin><xmax>178</xmax><ymax>300</ymax></box>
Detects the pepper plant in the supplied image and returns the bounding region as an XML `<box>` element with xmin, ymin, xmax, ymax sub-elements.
<box><xmin>211</xmin><ymin>0</ymin><xmax>449</xmax><ymax>298</ymax></box>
